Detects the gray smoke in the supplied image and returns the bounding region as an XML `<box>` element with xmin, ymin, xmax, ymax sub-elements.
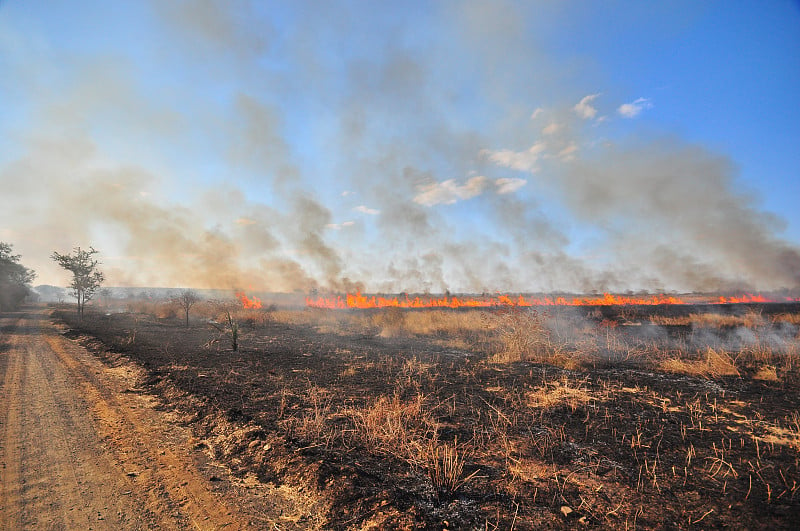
<box><xmin>0</xmin><ymin>1</ymin><xmax>797</xmax><ymax>294</ymax></box>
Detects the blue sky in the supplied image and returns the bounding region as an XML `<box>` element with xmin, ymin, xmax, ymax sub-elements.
<box><xmin>1</xmin><ymin>1</ymin><xmax>798</xmax><ymax>293</ymax></box>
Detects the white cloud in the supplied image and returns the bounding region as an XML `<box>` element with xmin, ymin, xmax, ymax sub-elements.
<box><xmin>326</xmin><ymin>220</ymin><xmax>355</xmax><ymax>230</ymax></box>
<box><xmin>530</xmin><ymin>107</ymin><xmax>544</xmax><ymax>120</ymax></box>
<box><xmin>495</xmin><ymin>178</ymin><xmax>527</xmax><ymax>194</ymax></box>
<box><xmin>573</xmin><ymin>93</ymin><xmax>600</xmax><ymax>119</ymax></box>
<box><xmin>353</xmin><ymin>205</ymin><xmax>380</xmax><ymax>215</ymax></box>
<box><xmin>341</xmin><ymin>190</ymin><xmax>353</xmax><ymax>197</ymax></box>
<box><xmin>413</xmin><ymin>176</ymin><xmax>490</xmax><ymax>206</ymax></box>
<box><xmin>235</xmin><ymin>217</ymin><xmax>257</xmax><ymax>225</ymax></box>
<box><xmin>617</xmin><ymin>97</ymin><xmax>652</xmax><ymax>118</ymax></box>
<box><xmin>557</xmin><ymin>142</ymin><xmax>578</xmax><ymax>161</ymax></box>
<box><xmin>482</xmin><ymin>142</ymin><xmax>547</xmax><ymax>172</ymax></box>
<box><xmin>542</xmin><ymin>122</ymin><xmax>560</xmax><ymax>135</ymax></box>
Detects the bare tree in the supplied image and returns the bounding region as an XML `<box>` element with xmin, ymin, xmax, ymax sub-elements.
<box><xmin>172</xmin><ymin>289</ymin><xmax>200</xmax><ymax>328</ymax></box>
<box><xmin>208</xmin><ymin>299</ymin><xmax>240</xmax><ymax>351</ymax></box>
<box><xmin>51</xmin><ymin>246</ymin><xmax>104</xmax><ymax>320</ymax></box>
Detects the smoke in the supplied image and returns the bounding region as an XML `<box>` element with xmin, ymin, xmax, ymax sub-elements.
<box><xmin>552</xmin><ymin>137</ymin><xmax>800</xmax><ymax>290</ymax></box>
<box><xmin>0</xmin><ymin>1</ymin><xmax>798</xmax><ymax>293</ymax></box>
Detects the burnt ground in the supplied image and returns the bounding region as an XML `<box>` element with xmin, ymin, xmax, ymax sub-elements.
<box><xmin>53</xmin><ymin>303</ymin><xmax>800</xmax><ymax>529</ymax></box>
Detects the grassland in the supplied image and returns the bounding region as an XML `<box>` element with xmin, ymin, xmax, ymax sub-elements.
<box><xmin>55</xmin><ymin>299</ymin><xmax>800</xmax><ymax>529</ymax></box>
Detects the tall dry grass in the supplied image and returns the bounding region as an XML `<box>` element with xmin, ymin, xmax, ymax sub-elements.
<box><xmin>772</xmin><ymin>313</ymin><xmax>800</xmax><ymax>326</ymax></box>
<box><xmin>345</xmin><ymin>393</ymin><xmax>478</xmax><ymax>492</ymax></box>
<box><xmin>649</xmin><ymin>310</ymin><xmax>766</xmax><ymax>328</ymax></box>
<box><xmin>122</xmin><ymin>299</ymin><xmax>800</xmax><ymax>381</ymax></box>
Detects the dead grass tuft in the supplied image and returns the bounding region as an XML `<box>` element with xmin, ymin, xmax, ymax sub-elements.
<box><xmin>753</xmin><ymin>365</ymin><xmax>779</xmax><ymax>382</ymax></box>
<box><xmin>346</xmin><ymin>393</ymin><xmax>478</xmax><ymax>492</ymax></box>
<box><xmin>485</xmin><ymin>309</ymin><xmax>592</xmax><ymax>369</ymax></box>
<box><xmin>650</xmin><ymin>311</ymin><xmax>766</xmax><ymax>328</ymax></box>
<box><xmin>658</xmin><ymin>348</ymin><xmax>740</xmax><ymax>378</ymax></box>
<box><xmin>527</xmin><ymin>377</ymin><xmax>599</xmax><ymax>410</ymax></box>
<box><xmin>771</xmin><ymin>312</ymin><xmax>800</xmax><ymax>326</ymax></box>
<box><xmin>428</xmin><ymin>438</ymin><xmax>480</xmax><ymax>492</ymax></box>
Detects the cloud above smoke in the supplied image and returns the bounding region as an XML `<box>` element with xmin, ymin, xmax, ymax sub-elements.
<box><xmin>573</xmin><ymin>93</ymin><xmax>601</xmax><ymax>120</ymax></box>
<box><xmin>482</xmin><ymin>143</ymin><xmax>548</xmax><ymax>173</ymax></box>
<box><xmin>414</xmin><ymin>176</ymin><xmax>490</xmax><ymax>206</ymax></box>
<box><xmin>618</xmin><ymin>97</ymin><xmax>652</xmax><ymax>118</ymax></box>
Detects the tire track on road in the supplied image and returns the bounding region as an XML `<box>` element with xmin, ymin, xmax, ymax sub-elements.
<box><xmin>0</xmin><ymin>308</ymin><xmax>250</xmax><ymax>530</ymax></box>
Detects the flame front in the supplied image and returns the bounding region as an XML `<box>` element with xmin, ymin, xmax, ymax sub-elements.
<box><xmin>236</xmin><ymin>292</ymin><xmax>263</xmax><ymax>309</ymax></box>
<box><xmin>306</xmin><ymin>292</ymin><xmax>796</xmax><ymax>309</ymax></box>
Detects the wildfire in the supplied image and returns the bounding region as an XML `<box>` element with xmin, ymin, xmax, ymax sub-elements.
<box><xmin>236</xmin><ymin>291</ymin><xmax>263</xmax><ymax>309</ymax></box>
<box><xmin>715</xmin><ymin>294</ymin><xmax>770</xmax><ymax>304</ymax></box>
<box><xmin>305</xmin><ymin>292</ymin><xmax>797</xmax><ymax>309</ymax></box>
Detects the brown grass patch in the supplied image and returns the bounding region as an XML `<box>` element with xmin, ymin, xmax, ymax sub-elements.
<box><xmin>771</xmin><ymin>312</ymin><xmax>800</xmax><ymax>325</ymax></box>
<box><xmin>650</xmin><ymin>311</ymin><xmax>765</xmax><ymax>328</ymax></box>
<box><xmin>526</xmin><ymin>377</ymin><xmax>599</xmax><ymax>410</ymax></box>
<box><xmin>753</xmin><ymin>365</ymin><xmax>779</xmax><ymax>382</ymax></box>
<box><xmin>658</xmin><ymin>348</ymin><xmax>740</xmax><ymax>378</ymax></box>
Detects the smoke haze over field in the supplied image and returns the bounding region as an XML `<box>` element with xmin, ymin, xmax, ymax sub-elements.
<box><xmin>1</xmin><ymin>1</ymin><xmax>799</xmax><ymax>293</ymax></box>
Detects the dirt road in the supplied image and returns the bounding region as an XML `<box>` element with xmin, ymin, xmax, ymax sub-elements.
<box><xmin>0</xmin><ymin>307</ymin><xmax>251</xmax><ymax>530</ymax></box>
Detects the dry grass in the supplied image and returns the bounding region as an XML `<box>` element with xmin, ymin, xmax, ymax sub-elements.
<box><xmin>428</xmin><ymin>438</ymin><xmax>479</xmax><ymax>492</ymax></box>
<box><xmin>753</xmin><ymin>365</ymin><xmax>779</xmax><ymax>382</ymax></box>
<box><xmin>281</xmin><ymin>385</ymin><xmax>333</xmax><ymax>443</ymax></box>
<box><xmin>122</xmin><ymin>300</ymin><xmax>800</xmax><ymax>383</ymax></box>
<box><xmin>772</xmin><ymin>312</ymin><xmax>800</xmax><ymax>325</ymax></box>
<box><xmin>650</xmin><ymin>311</ymin><xmax>765</xmax><ymax>328</ymax></box>
<box><xmin>399</xmin><ymin>310</ymin><xmax>487</xmax><ymax>336</ymax></box>
<box><xmin>659</xmin><ymin>348</ymin><xmax>740</xmax><ymax>378</ymax></box>
<box><xmin>508</xmin><ymin>457</ymin><xmax>557</xmax><ymax>483</ymax></box>
<box><xmin>63</xmin><ymin>304</ymin><xmax>800</xmax><ymax>527</ymax></box>
<box><xmin>272</xmin><ymin>309</ymin><xmax>374</xmax><ymax>336</ymax></box>
<box><xmin>347</xmin><ymin>393</ymin><xmax>436</xmax><ymax>456</ymax></box>
<box><xmin>344</xmin><ymin>393</ymin><xmax>479</xmax><ymax>493</ymax></box>
<box><xmin>365</xmin><ymin>308</ymin><xmax>490</xmax><ymax>341</ymax></box>
<box><xmin>371</xmin><ymin>307</ymin><xmax>407</xmax><ymax>337</ymax></box>
<box><xmin>230</xmin><ymin>308</ymin><xmax>274</xmax><ymax>328</ymax></box>
<box><xmin>484</xmin><ymin>309</ymin><xmax>592</xmax><ymax>369</ymax></box>
<box><xmin>484</xmin><ymin>309</ymin><xmax>548</xmax><ymax>363</ymax></box>
<box><xmin>526</xmin><ymin>377</ymin><xmax>599</xmax><ymax>410</ymax></box>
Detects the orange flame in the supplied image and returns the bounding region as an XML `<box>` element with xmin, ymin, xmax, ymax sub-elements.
<box><xmin>305</xmin><ymin>292</ymin><xmax>798</xmax><ymax>309</ymax></box>
<box><xmin>236</xmin><ymin>292</ymin><xmax>262</xmax><ymax>309</ymax></box>
<box><xmin>715</xmin><ymin>294</ymin><xmax>770</xmax><ymax>304</ymax></box>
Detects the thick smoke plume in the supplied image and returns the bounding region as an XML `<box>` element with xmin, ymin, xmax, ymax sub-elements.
<box><xmin>0</xmin><ymin>1</ymin><xmax>798</xmax><ymax>293</ymax></box>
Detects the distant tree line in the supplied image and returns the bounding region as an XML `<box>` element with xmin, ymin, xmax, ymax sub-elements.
<box><xmin>0</xmin><ymin>242</ymin><xmax>36</xmax><ymax>311</ymax></box>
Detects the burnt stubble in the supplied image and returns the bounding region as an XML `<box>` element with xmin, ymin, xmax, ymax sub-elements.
<box><xmin>56</xmin><ymin>301</ymin><xmax>800</xmax><ymax>529</ymax></box>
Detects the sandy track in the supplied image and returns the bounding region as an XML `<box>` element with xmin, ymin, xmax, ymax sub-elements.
<box><xmin>0</xmin><ymin>308</ymin><xmax>249</xmax><ymax>530</ymax></box>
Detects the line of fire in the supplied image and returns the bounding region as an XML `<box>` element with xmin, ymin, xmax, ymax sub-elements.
<box><xmin>304</xmin><ymin>292</ymin><xmax>800</xmax><ymax>310</ymax></box>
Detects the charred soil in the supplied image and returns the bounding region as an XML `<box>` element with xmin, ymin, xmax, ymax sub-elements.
<box><xmin>55</xmin><ymin>303</ymin><xmax>800</xmax><ymax>529</ymax></box>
